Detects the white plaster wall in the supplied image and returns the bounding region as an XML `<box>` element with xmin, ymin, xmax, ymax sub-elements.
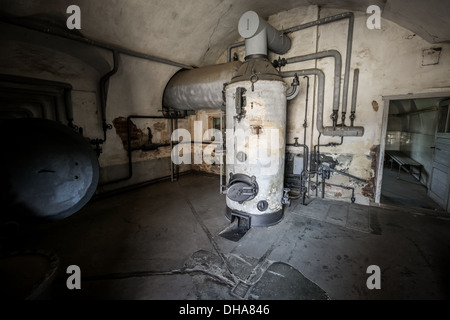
<box><xmin>219</xmin><ymin>6</ymin><xmax>450</xmax><ymax>205</ymax></box>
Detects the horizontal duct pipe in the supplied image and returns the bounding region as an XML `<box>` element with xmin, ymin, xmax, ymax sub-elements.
<box><xmin>163</xmin><ymin>61</ymin><xmax>242</xmax><ymax>111</ymax></box>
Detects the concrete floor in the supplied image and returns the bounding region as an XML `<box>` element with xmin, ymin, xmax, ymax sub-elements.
<box><xmin>381</xmin><ymin>166</ymin><xmax>443</xmax><ymax>211</ymax></box>
<box><xmin>2</xmin><ymin>172</ymin><xmax>450</xmax><ymax>300</ymax></box>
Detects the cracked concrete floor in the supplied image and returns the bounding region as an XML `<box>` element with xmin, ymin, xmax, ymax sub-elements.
<box><xmin>2</xmin><ymin>172</ymin><xmax>450</xmax><ymax>300</ymax></box>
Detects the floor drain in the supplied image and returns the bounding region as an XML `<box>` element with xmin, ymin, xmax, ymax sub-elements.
<box><xmin>231</xmin><ymin>280</ymin><xmax>252</xmax><ymax>299</ymax></box>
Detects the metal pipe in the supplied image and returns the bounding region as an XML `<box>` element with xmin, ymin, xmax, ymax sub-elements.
<box><xmin>287</xmin><ymin>132</ymin><xmax>310</xmax><ymax>204</ymax></box>
<box><xmin>227</xmin><ymin>12</ymin><xmax>354</xmax><ymax>65</ymax></box>
<box><xmin>99</xmin><ymin>115</ymin><xmax>167</xmax><ymax>187</ymax></box>
<box><xmin>99</xmin><ymin>50</ymin><xmax>119</xmax><ymax>142</ymax></box>
<box><xmin>94</xmin><ymin>170</ymin><xmax>193</xmax><ymax>201</ymax></box>
<box><xmin>322</xmin><ymin>164</ymin><xmax>368</xmax><ymax>183</ymax></box>
<box><xmin>286</xmin><ymin>80</ymin><xmax>300</xmax><ymax>101</ymax></box>
<box><xmin>174</xmin><ymin>118</ymin><xmax>179</xmax><ymax>181</ymax></box>
<box><xmin>238</xmin><ymin>11</ymin><xmax>291</xmax><ymax>58</ymax></box>
<box><xmin>284</xmin><ymin>12</ymin><xmax>354</xmax><ymax>124</ymax></box>
<box><xmin>284</xmin><ymin>12</ymin><xmax>353</xmax><ymax>33</ymax></box>
<box><xmin>313</xmin><ymin>133</ymin><xmax>343</xmax><ymax>170</ymax></box>
<box><xmin>281</xmin><ymin>69</ymin><xmax>325</xmax><ymax>134</ymax></box>
<box><xmin>219</xmin><ymin>111</ymin><xmax>226</xmax><ymax>194</ymax></box>
<box><xmin>315</xmin><ymin>134</ymin><xmax>344</xmax><ymax>157</ymax></box>
<box><xmin>303</xmin><ymin>76</ymin><xmax>311</xmax><ymax>203</ymax></box>
<box><xmin>227</xmin><ymin>11</ymin><xmax>354</xmax><ymax>123</ymax></box>
<box><xmin>285</xmin><ymin>50</ymin><xmax>341</xmax><ymax>126</ymax></box>
<box><xmin>170</xmin><ymin>117</ymin><xmax>174</xmax><ymax>182</ymax></box>
<box><xmin>0</xmin><ymin>13</ymin><xmax>193</xmax><ymax>70</ymax></box>
<box><xmin>282</xmin><ymin>69</ymin><xmax>363</xmax><ymax>137</ymax></box>
<box><xmin>319</xmin><ymin>182</ymin><xmax>356</xmax><ymax>203</ymax></box>
<box><xmin>303</xmin><ymin>76</ymin><xmax>310</xmax><ymax>145</ymax></box>
<box><xmin>350</xmin><ymin>68</ymin><xmax>359</xmax><ymax>127</ymax></box>
<box><xmin>286</xmin><ymin>143</ymin><xmax>309</xmax><ymax>174</ymax></box>
<box><xmin>227</xmin><ymin>41</ymin><xmax>245</xmax><ymax>63</ymax></box>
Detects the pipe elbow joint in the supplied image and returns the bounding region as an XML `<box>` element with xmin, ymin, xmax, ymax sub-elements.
<box><xmin>238</xmin><ymin>11</ymin><xmax>291</xmax><ymax>58</ymax></box>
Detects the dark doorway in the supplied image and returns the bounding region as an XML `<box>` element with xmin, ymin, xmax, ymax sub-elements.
<box><xmin>379</xmin><ymin>96</ymin><xmax>450</xmax><ymax>213</ymax></box>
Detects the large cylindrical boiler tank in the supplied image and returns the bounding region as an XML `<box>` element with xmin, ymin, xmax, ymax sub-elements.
<box><xmin>225</xmin><ymin>58</ymin><xmax>287</xmax><ymax>227</ymax></box>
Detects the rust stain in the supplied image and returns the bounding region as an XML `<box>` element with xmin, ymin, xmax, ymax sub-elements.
<box><xmin>250</xmin><ymin>125</ymin><xmax>263</xmax><ymax>135</ymax></box>
<box><xmin>362</xmin><ymin>145</ymin><xmax>380</xmax><ymax>199</ymax></box>
<box><xmin>372</xmin><ymin>100</ymin><xmax>379</xmax><ymax>112</ymax></box>
<box><xmin>112</xmin><ymin>117</ymin><xmax>146</xmax><ymax>151</ymax></box>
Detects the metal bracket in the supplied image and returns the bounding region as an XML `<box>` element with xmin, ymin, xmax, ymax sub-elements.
<box><xmin>282</xmin><ymin>188</ymin><xmax>291</xmax><ymax>206</ymax></box>
<box><xmin>234</xmin><ymin>87</ymin><xmax>247</xmax><ymax>122</ymax></box>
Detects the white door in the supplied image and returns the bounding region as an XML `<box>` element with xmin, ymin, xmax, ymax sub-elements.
<box><xmin>428</xmin><ymin>100</ymin><xmax>450</xmax><ymax>213</ymax></box>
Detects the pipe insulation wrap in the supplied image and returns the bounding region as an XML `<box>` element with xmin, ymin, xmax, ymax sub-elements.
<box><xmin>163</xmin><ymin>61</ymin><xmax>242</xmax><ymax>111</ymax></box>
<box><xmin>238</xmin><ymin>11</ymin><xmax>291</xmax><ymax>57</ymax></box>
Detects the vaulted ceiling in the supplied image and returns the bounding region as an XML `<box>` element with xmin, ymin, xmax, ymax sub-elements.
<box><xmin>1</xmin><ymin>0</ymin><xmax>449</xmax><ymax>67</ymax></box>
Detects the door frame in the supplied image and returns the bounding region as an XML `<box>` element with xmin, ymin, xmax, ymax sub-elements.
<box><xmin>375</xmin><ymin>91</ymin><xmax>450</xmax><ymax>204</ymax></box>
